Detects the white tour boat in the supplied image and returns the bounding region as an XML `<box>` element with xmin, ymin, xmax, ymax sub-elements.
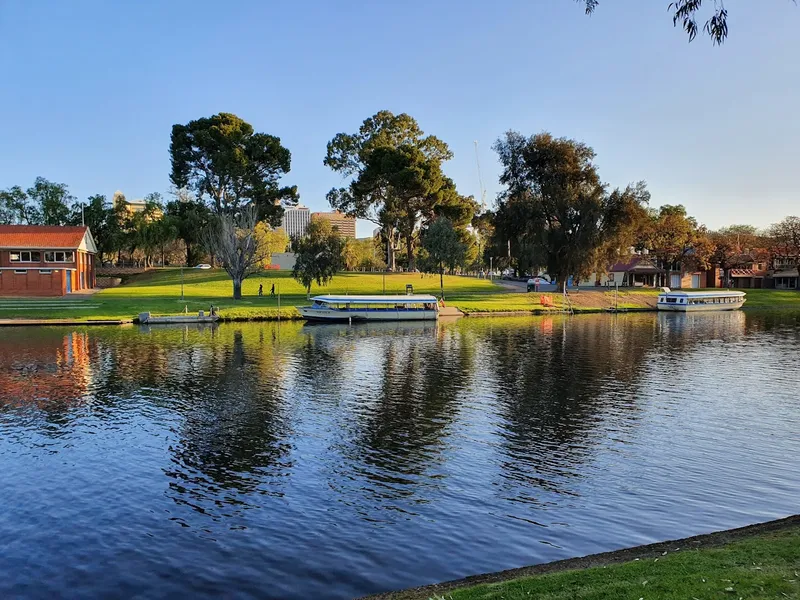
<box><xmin>297</xmin><ymin>294</ymin><xmax>440</xmax><ymax>322</ymax></box>
<box><xmin>656</xmin><ymin>288</ymin><xmax>746</xmax><ymax>312</ymax></box>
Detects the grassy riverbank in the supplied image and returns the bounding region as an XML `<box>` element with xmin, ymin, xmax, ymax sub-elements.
<box><xmin>0</xmin><ymin>269</ymin><xmax>798</xmax><ymax>322</ymax></box>
<box><xmin>373</xmin><ymin>518</ymin><xmax>800</xmax><ymax>600</ymax></box>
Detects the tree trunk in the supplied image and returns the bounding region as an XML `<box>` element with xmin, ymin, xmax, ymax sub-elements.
<box><xmin>406</xmin><ymin>233</ymin><xmax>414</xmax><ymax>272</ymax></box>
<box><xmin>233</xmin><ymin>278</ymin><xmax>243</xmax><ymax>300</ymax></box>
<box><xmin>388</xmin><ymin>234</ymin><xmax>396</xmax><ymax>271</ymax></box>
<box><xmin>186</xmin><ymin>243</ymin><xmax>192</xmax><ymax>267</ymax></box>
<box><xmin>439</xmin><ymin>266</ymin><xmax>444</xmax><ymax>299</ymax></box>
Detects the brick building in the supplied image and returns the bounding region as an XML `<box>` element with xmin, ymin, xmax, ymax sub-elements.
<box><xmin>0</xmin><ymin>225</ymin><xmax>97</xmax><ymax>296</ymax></box>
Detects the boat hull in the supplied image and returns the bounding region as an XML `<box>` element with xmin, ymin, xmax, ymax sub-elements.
<box><xmin>298</xmin><ymin>307</ymin><xmax>438</xmax><ymax>321</ymax></box>
<box><xmin>657</xmin><ymin>302</ymin><xmax>744</xmax><ymax>312</ymax></box>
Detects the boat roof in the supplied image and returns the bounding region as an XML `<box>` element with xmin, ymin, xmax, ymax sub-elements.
<box><xmin>658</xmin><ymin>290</ymin><xmax>746</xmax><ymax>297</ymax></box>
<box><xmin>312</xmin><ymin>294</ymin><xmax>438</xmax><ymax>304</ymax></box>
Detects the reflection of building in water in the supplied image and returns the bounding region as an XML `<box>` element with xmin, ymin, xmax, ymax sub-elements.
<box><xmin>0</xmin><ymin>331</ymin><xmax>93</xmax><ymax>407</ymax></box>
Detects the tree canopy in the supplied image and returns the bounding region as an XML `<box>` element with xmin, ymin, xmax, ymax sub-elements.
<box><xmin>166</xmin><ymin>191</ymin><xmax>212</xmax><ymax>266</ymax></box>
<box><xmin>0</xmin><ymin>177</ymin><xmax>74</xmax><ymax>226</ymax></box>
<box><xmin>324</xmin><ymin>110</ymin><xmax>475</xmax><ymax>271</ymax></box>
<box><xmin>292</xmin><ymin>219</ymin><xmax>344</xmax><ymax>294</ymax></box>
<box><xmin>492</xmin><ymin>131</ymin><xmax>648</xmax><ymax>288</ymax></box>
<box><xmin>422</xmin><ymin>217</ymin><xmax>467</xmax><ymax>297</ymax></box>
<box><xmin>580</xmin><ymin>0</ymin><xmax>738</xmax><ymax>44</ymax></box>
<box><xmin>170</xmin><ymin>112</ymin><xmax>297</xmax><ymax>225</ymax></box>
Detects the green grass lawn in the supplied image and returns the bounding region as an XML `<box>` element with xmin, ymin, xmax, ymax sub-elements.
<box><xmin>425</xmin><ymin>526</ymin><xmax>800</xmax><ymax>600</ymax></box>
<box><xmin>0</xmin><ymin>269</ymin><xmax>506</xmax><ymax>321</ymax></box>
<box><xmin>0</xmin><ymin>269</ymin><xmax>797</xmax><ymax>321</ymax></box>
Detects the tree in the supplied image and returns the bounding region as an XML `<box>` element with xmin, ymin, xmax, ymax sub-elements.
<box><xmin>644</xmin><ymin>204</ymin><xmax>702</xmax><ymax>286</ymax></box>
<box><xmin>578</xmin><ymin>0</ymin><xmax>795</xmax><ymax>45</ymax></box>
<box><xmin>166</xmin><ymin>191</ymin><xmax>212</xmax><ymax>266</ymax></box>
<box><xmin>68</xmin><ymin>194</ymin><xmax>114</xmax><ymax>261</ymax></box>
<box><xmin>292</xmin><ymin>219</ymin><xmax>344</xmax><ymax>296</ymax></box>
<box><xmin>324</xmin><ymin>110</ymin><xmax>471</xmax><ymax>271</ymax></box>
<box><xmin>493</xmin><ymin>131</ymin><xmax>648</xmax><ymax>291</ymax></box>
<box><xmin>0</xmin><ymin>186</ymin><xmax>39</xmax><ymax>224</ymax></box>
<box><xmin>768</xmin><ymin>216</ymin><xmax>800</xmax><ymax>269</ymax></box>
<box><xmin>422</xmin><ymin>217</ymin><xmax>467</xmax><ymax>298</ymax></box>
<box><xmin>169</xmin><ymin>112</ymin><xmax>297</xmax><ymax>225</ymax></box>
<box><xmin>203</xmin><ymin>206</ymin><xmax>269</xmax><ymax>300</ymax></box>
<box><xmin>253</xmin><ymin>222</ymin><xmax>289</xmax><ymax>268</ymax></box>
<box><xmin>27</xmin><ymin>177</ymin><xmax>74</xmax><ymax>226</ymax></box>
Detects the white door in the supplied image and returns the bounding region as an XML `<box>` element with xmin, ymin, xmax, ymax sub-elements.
<box><xmin>692</xmin><ymin>274</ymin><xmax>701</xmax><ymax>288</ymax></box>
<box><xmin>670</xmin><ymin>274</ymin><xmax>681</xmax><ymax>288</ymax></box>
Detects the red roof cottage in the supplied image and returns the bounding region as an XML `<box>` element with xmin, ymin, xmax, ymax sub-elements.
<box><xmin>0</xmin><ymin>225</ymin><xmax>97</xmax><ymax>296</ymax></box>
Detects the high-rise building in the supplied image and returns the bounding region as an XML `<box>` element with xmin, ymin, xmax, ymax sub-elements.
<box><xmin>281</xmin><ymin>204</ymin><xmax>311</xmax><ymax>239</ymax></box>
<box><xmin>311</xmin><ymin>210</ymin><xmax>356</xmax><ymax>238</ymax></box>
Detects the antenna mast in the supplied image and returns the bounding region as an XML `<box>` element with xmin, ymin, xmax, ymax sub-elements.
<box><xmin>474</xmin><ymin>140</ymin><xmax>487</xmax><ymax>211</ymax></box>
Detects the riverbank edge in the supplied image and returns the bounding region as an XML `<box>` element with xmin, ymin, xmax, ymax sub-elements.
<box><xmin>359</xmin><ymin>514</ymin><xmax>800</xmax><ymax>600</ymax></box>
<box><xmin>0</xmin><ymin>304</ymin><xmax>791</xmax><ymax>326</ymax></box>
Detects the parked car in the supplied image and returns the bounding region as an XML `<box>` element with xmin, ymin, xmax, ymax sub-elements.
<box><xmin>527</xmin><ymin>275</ymin><xmax>552</xmax><ymax>292</ymax></box>
<box><xmin>194</xmin><ymin>264</ymin><xmax>212</xmax><ymax>270</ymax></box>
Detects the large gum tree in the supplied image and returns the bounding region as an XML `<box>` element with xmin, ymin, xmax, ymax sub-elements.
<box><xmin>169</xmin><ymin>112</ymin><xmax>297</xmax><ymax>226</ymax></box>
<box><xmin>324</xmin><ymin>110</ymin><xmax>474</xmax><ymax>271</ymax></box>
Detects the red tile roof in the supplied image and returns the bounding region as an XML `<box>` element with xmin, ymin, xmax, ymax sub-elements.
<box><xmin>609</xmin><ymin>256</ymin><xmax>664</xmax><ymax>273</ymax></box>
<box><xmin>730</xmin><ymin>268</ymin><xmax>766</xmax><ymax>277</ymax></box>
<box><xmin>0</xmin><ymin>225</ymin><xmax>89</xmax><ymax>249</ymax></box>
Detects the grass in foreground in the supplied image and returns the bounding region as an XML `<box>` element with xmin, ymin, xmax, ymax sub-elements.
<box><xmin>430</xmin><ymin>526</ymin><xmax>800</xmax><ymax>600</ymax></box>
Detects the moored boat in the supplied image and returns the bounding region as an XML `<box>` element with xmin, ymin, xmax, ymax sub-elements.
<box><xmin>138</xmin><ymin>311</ymin><xmax>220</xmax><ymax>324</ymax></box>
<box><xmin>656</xmin><ymin>288</ymin><xmax>745</xmax><ymax>312</ymax></box>
<box><xmin>297</xmin><ymin>294</ymin><xmax>440</xmax><ymax>322</ymax></box>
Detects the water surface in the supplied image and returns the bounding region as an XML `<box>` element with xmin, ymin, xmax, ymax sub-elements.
<box><xmin>1</xmin><ymin>311</ymin><xmax>799</xmax><ymax>598</ymax></box>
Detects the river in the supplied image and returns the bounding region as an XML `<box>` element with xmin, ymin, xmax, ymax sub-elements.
<box><xmin>1</xmin><ymin>311</ymin><xmax>799</xmax><ymax>599</ymax></box>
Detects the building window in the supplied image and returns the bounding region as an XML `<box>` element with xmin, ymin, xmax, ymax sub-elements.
<box><xmin>44</xmin><ymin>251</ymin><xmax>75</xmax><ymax>263</ymax></box>
<box><xmin>9</xmin><ymin>251</ymin><xmax>41</xmax><ymax>262</ymax></box>
<box><xmin>14</xmin><ymin>269</ymin><xmax>28</xmax><ymax>274</ymax></box>
<box><xmin>39</xmin><ymin>269</ymin><xmax>52</xmax><ymax>274</ymax></box>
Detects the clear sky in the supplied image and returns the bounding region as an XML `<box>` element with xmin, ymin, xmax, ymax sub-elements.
<box><xmin>1</xmin><ymin>0</ymin><xmax>797</xmax><ymax>237</ymax></box>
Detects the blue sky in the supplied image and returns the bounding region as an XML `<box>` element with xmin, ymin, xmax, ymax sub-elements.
<box><xmin>0</xmin><ymin>0</ymin><xmax>797</xmax><ymax>237</ymax></box>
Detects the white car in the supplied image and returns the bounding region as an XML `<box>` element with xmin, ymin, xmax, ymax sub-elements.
<box><xmin>194</xmin><ymin>264</ymin><xmax>212</xmax><ymax>270</ymax></box>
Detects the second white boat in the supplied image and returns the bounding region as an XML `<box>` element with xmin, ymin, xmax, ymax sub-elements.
<box><xmin>656</xmin><ymin>288</ymin><xmax>746</xmax><ymax>312</ymax></box>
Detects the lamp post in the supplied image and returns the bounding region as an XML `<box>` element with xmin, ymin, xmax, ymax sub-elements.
<box><xmin>180</xmin><ymin>265</ymin><xmax>185</xmax><ymax>300</ymax></box>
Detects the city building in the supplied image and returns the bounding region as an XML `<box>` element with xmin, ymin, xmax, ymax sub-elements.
<box><xmin>311</xmin><ymin>210</ymin><xmax>356</xmax><ymax>238</ymax></box>
<box><xmin>0</xmin><ymin>225</ymin><xmax>97</xmax><ymax>296</ymax></box>
<box><xmin>281</xmin><ymin>204</ymin><xmax>311</xmax><ymax>239</ymax></box>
